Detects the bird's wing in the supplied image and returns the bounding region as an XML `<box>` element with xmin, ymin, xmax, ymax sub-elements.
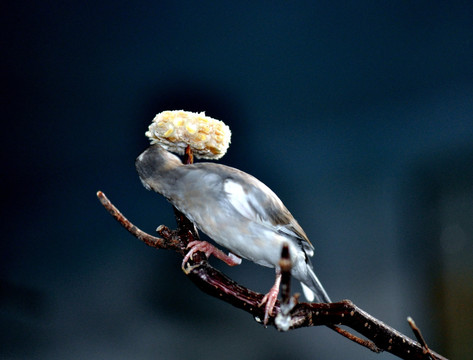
<box><xmin>223</xmin><ymin>177</ymin><xmax>314</xmax><ymax>257</ymax></box>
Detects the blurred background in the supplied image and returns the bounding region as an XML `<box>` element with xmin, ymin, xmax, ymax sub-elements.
<box><xmin>2</xmin><ymin>1</ymin><xmax>473</xmax><ymax>359</ymax></box>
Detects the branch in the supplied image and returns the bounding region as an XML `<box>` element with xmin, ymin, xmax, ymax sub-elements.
<box><xmin>96</xmin><ymin>191</ymin><xmax>448</xmax><ymax>360</ymax></box>
<box><xmin>408</xmin><ymin>317</ymin><xmax>440</xmax><ymax>360</ymax></box>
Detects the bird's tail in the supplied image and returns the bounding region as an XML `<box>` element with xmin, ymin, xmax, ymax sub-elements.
<box><xmin>300</xmin><ymin>265</ymin><xmax>331</xmax><ymax>303</ymax></box>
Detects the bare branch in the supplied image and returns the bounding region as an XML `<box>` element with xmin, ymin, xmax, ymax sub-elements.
<box><xmin>97</xmin><ymin>191</ymin><xmax>181</xmax><ymax>252</ymax></box>
<box><xmin>96</xmin><ymin>191</ymin><xmax>448</xmax><ymax>360</ymax></box>
<box><xmin>408</xmin><ymin>317</ymin><xmax>439</xmax><ymax>360</ymax></box>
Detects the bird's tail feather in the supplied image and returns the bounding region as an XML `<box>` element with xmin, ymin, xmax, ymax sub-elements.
<box><xmin>301</xmin><ymin>266</ymin><xmax>331</xmax><ymax>303</ymax></box>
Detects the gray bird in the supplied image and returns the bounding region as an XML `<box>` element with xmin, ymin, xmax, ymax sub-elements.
<box><xmin>136</xmin><ymin>144</ymin><xmax>331</xmax><ymax>322</ymax></box>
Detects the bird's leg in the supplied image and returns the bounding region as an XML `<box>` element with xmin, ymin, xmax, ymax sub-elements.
<box><xmin>182</xmin><ymin>240</ymin><xmax>242</xmax><ymax>268</ymax></box>
<box><xmin>259</xmin><ymin>272</ymin><xmax>282</xmax><ymax>325</ymax></box>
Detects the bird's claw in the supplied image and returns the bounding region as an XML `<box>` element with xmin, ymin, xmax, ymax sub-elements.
<box><xmin>259</xmin><ymin>292</ymin><xmax>278</xmax><ymax>325</ymax></box>
<box><xmin>258</xmin><ymin>273</ymin><xmax>282</xmax><ymax>325</ymax></box>
<box><xmin>181</xmin><ymin>240</ymin><xmax>242</xmax><ymax>269</ymax></box>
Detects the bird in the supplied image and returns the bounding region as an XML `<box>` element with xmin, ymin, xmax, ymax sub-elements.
<box><xmin>136</xmin><ymin>144</ymin><xmax>331</xmax><ymax>323</ymax></box>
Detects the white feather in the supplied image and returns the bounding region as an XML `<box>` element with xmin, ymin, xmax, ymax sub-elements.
<box><xmin>301</xmin><ymin>283</ymin><xmax>315</xmax><ymax>302</ymax></box>
<box><xmin>223</xmin><ymin>178</ymin><xmax>279</xmax><ymax>228</ymax></box>
<box><xmin>223</xmin><ymin>180</ymin><xmax>255</xmax><ymax>220</ymax></box>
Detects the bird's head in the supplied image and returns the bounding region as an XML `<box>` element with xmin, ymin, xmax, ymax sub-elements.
<box><xmin>135</xmin><ymin>145</ymin><xmax>182</xmax><ymax>192</ymax></box>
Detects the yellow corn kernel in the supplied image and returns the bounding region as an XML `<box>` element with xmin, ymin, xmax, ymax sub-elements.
<box><xmin>163</xmin><ymin>128</ymin><xmax>174</xmax><ymax>137</ymax></box>
<box><xmin>186</xmin><ymin>123</ymin><xmax>197</xmax><ymax>134</ymax></box>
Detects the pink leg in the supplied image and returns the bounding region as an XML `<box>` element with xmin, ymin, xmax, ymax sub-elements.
<box><xmin>259</xmin><ymin>273</ymin><xmax>282</xmax><ymax>325</ymax></box>
<box><xmin>182</xmin><ymin>240</ymin><xmax>242</xmax><ymax>268</ymax></box>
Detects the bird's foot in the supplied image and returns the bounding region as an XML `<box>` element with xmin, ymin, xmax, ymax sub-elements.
<box><xmin>182</xmin><ymin>240</ymin><xmax>242</xmax><ymax>269</ymax></box>
<box><xmin>259</xmin><ymin>273</ymin><xmax>282</xmax><ymax>325</ymax></box>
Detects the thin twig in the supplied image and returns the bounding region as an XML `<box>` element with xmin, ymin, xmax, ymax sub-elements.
<box><xmin>408</xmin><ymin>317</ymin><xmax>438</xmax><ymax>360</ymax></box>
<box><xmin>96</xmin><ymin>191</ymin><xmax>181</xmax><ymax>251</ymax></box>
<box><xmin>328</xmin><ymin>325</ymin><xmax>380</xmax><ymax>352</ymax></box>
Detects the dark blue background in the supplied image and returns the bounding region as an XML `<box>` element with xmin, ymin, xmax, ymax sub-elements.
<box><xmin>2</xmin><ymin>1</ymin><xmax>473</xmax><ymax>359</ymax></box>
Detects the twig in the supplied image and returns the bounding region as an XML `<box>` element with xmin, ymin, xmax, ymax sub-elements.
<box><xmin>408</xmin><ymin>317</ymin><xmax>438</xmax><ymax>360</ymax></box>
<box><xmin>97</xmin><ymin>191</ymin><xmax>179</xmax><ymax>251</ymax></box>
<box><xmin>278</xmin><ymin>244</ymin><xmax>292</xmax><ymax>307</ymax></box>
<box><xmin>96</xmin><ymin>191</ymin><xmax>448</xmax><ymax>360</ymax></box>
